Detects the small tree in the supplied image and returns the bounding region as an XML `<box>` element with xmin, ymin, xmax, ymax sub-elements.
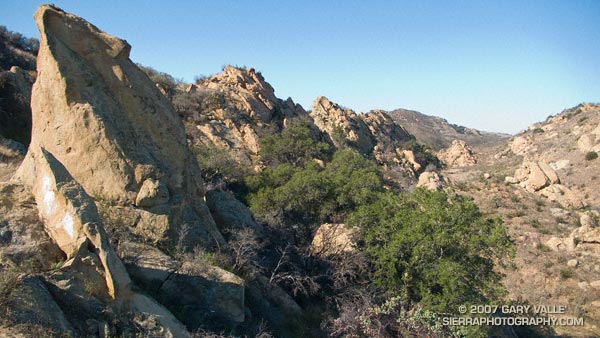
<box><xmin>348</xmin><ymin>188</ymin><xmax>514</xmax><ymax>314</ymax></box>
<box><xmin>260</xmin><ymin>123</ymin><xmax>330</xmax><ymax>166</ymax></box>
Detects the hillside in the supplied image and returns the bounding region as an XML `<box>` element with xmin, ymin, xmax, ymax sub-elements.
<box><xmin>0</xmin><ymin>5</ymin><xmax>599</xmax><ymax>338</ymax></box>
<box><xmin>443</xmin><ymin>103</ymin><xmax>600</xmax><ymax>336</ymax></box>
<box><xmin>387</xmin><ymin>108</ymin><xmax>509</xmax><ymax>150</ymax></box>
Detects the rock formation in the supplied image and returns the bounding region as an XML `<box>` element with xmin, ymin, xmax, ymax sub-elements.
<box><xmin>180</xmin><ymin>66</ymin><xmax>307</xmax><ymax>167</ymax></box>
<box><xmin>310</xmin><ymin>96</ymin><xmax>415</xmax><ymax>166</ymax></box>
<box><xmin>15</xmin><ymin>5</ymin><xmax>222</xmax><ymax>248</ymax></box>
<box><xmin>437</xmin><ymin>140</ymin><xmax>477</xmax><ymax>167</ymax></box>
<box><xmin>417</xmin><ymin>171</ymin><xmax>445</xmax><ymax>191</ymax></box>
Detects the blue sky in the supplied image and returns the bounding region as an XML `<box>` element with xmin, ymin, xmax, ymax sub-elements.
<box><xmin>2</xmin><ymin>1</ymin><xmax>599</xmax><ymax>133</ymax></box>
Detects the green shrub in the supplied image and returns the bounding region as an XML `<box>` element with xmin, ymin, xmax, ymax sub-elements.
<box><xmin>348</xmin><ymin>188</ymin><xmax>514</xmax><ymax>314</ymax></box>
<box><xmin>260</xmin><ymin>122</ymin><xmax>330</xmax><ymax>166</ymax></box>
<box><xmin>585</xmin><ymin>151</ymin><xmax>598</xmax><ymax>161</ymax></box>
<box><xmin>245</xmin><ymin>148</ymin><xmax>383</xmax><ymax>230</ymax></box>
<box><xmin>560</xmin><ymin>268</ymin><xmax>573</xmax><ymax>279</ymax></box>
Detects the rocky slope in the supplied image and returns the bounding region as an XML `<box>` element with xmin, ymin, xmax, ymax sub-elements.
<box><xmin>443</xmin><ymin>103</ymin><xmax>600</xmax><ymax>336</ymax></box>
<box><xmin>387</xmin><ymin>107</ymin><xmax>509</xmax><ymax>150</ymax></box>
<box><xmin>177</xmin><ymin>65</ymin><xmax>307</xmax><ymax>168</ymax></box>
<box><xmin>0</xmin><ymin>5</ymin><xmax>257</xmax><ymax>337</ymax></box>
<box><xmin>173</xmin><ymin>67</ymin><xmax>433</xmax><ymax>184</ymax></box>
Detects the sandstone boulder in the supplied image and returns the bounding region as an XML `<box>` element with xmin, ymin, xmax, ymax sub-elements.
<box><xmin>135</xmin><ymin>178</ymin><xmax>170</xmax><ymax>207</ymax></box>
<box><xmin>539</xmin><ymin>184</ymin><xmax>586</xmax><ymax>209</ymax></box>
<box><xmin>310</xmin><ymin>223</ymin><xmax>357</xmax><ymax>256</ymax></box>
<box><xmin>118</xmin><ymin>240</ymin><xmax>246</xmax><ymax>330</ymax></box>
<box><xmin>417</xmin><ymin>171</ymin><xmax>445</xmax><ymax>191</ymax></box>
<box><xmin>580</xmin><ymin>212</ymin><xmax>599</xmax><ymax>228</ymax></box>
<box><xmin>14</xmin><ymin>145</ymin><xmax>188</xmax><ymax>337</ymax></box>
<box><xmin>437</xmin><ymin>140</ymin><xmax>477</xmax><ymax>167</ymax></box>
<box><xmin>15</xmin><ymin>5</ymin><xmax>222</xmax><ymax>247</ymax></box>
<box><xmin>513</xmin><ymin>161</ymin><xmax>558</xmax><ymax>192</ymax></box>
<box><xmin>509</xmin><ymin>135</ymin><xmax>535</xmax><ymax>155</ymax></box>
<box><xmin>205</xmin><ymin>189</ymin><xmax>262</xmax><ymax>233</ymax></box>
<box><xmin>30</xmin><ymin>147</ymin><xmax>131</xmax><ymax>298</ymax></box>
<box><xmin>400</xmin><ymin>149</ymin><xmax>422</xmax><ymax>172</ymax></box>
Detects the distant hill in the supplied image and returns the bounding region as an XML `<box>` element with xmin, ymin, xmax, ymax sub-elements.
<box><xmin>386</xmin><ymin>108</ymin><xmax>509</xmax><ymax>150</ymax></box>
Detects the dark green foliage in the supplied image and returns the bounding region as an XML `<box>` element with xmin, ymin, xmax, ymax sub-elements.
<box><xmin>347</xmin><ymin>188</ymin><xmax>514</xmax><ymax>314</ymax></box>
<box><xmin>245</xmin><ymin>148</ymin><xmax>383</xmax><ymax>231</ymax></box>
<box><xmin>259</xmin><ymin>123</ymin><xmax>330</xmax><ymax>166</ymax></box>
<box><xmin>585</xmin><ymin>151</ymin><xmax>598</xmax><ymax>161</ymax></box>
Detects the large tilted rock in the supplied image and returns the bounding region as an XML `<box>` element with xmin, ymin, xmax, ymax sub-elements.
<box><xmin>15</xmin><ymin>5</ymin><xmax>222</xmax><ymax>247</ymax></box>
<box><xmin>27</xmin><ymin>146</ymin><xmax>189</xmax><ymax>337</ymax></box>
<box><xmin>30</xmin><ymin>147</ymin><xmax>131</xmax><ymax>297</ymax></box>
<box><xmin>437</xmin><ymin>140</ymin><xmax>477</xmax><ymax>167</ymax></box>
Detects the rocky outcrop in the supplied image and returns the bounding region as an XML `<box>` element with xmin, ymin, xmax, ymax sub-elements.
<box><xmin>118</xmin><ymin>241</ymin><xmax>246</xmax><ymax>329</ymax></box>
<box><xmin>577</xmin><ymin>122</ymin><xmax>600</xmax><ymax>153</ymax></box>
<box><xmin>538</xmin><ymin>184</ymin><xmax>586</xmax><ymax>209</ymax></box>
<box><xmin>181</xmin><ymin>66</ymin><xmax>307</xmax><ymax>167</ymax></box>
<box><xmin>546</xmin><ymin>212</ymin><xmax>599</xmax><ymax>252</ymax></box>
<box><xmin>417</xmin><ymin>171</ymin><xmax>445</xmax><ymax>191</ymax></box>
<box><xmin>310</xmin><ymin>97</ymin><xmax>413</xmax><ymax>162</ymax></box>
<box><xmin>30</xmin><ymin>147</ymin><xmax>131</xmax><ymax>297</ymax></box>
<box><xmin>512</xmin><ymin>161</ymin><xmax>560</xmax><ymax>192</ymax></box>
<box><xmin>15</xmin><ymin>5</ymin><xmax>222</xmax><ymax>247</ymax></box>
<box><xmin>437</xmin><ymin>140</ymin><xmax>477</xmax><ymax>167</ymax></box>
<box><xmin>507</xmin><ymin>160</ymin><xmax>585</xmax><ymax>209</ymax></box>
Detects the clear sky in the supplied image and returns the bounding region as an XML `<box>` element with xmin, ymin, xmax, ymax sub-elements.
<box><xmin>1</xmin><ymin>1</ymin><xmax>599</xmax><ymax>134</ymax></box>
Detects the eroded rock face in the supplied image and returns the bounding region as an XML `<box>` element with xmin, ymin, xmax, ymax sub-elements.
<box><xmin>310</xmin><ymin>97</ymin><xmax>413</xmax><ymax>162</ymax></box>
<box><xmin>437</xmin><ymin>140</ymin><xmax>477</xmax><ymax>167</ymax></box>
<box><xmin>183</xmin><ymin>66</ymin><xmax>307</xmax><ymax>167</ymax></box>
<box><xmin>15</xmin><ymin>5</ymin><xmax>222</xmax><ymax>247</ymax></box>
